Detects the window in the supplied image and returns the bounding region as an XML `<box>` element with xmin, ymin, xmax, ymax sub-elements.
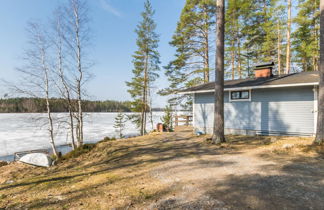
<box><xmin>230</xmin><ymin>90</ymin><xmax>251</xmax><ymax>101</ymax></box>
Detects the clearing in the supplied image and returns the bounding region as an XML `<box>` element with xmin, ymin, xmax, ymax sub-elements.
<box><xmin>0</xmin><ymin>127</ymin><xmax>323</xmax><ymax>209</ymax></box>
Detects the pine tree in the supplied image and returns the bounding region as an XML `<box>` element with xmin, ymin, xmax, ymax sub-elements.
<box><xmin>225</xmin><ymin>0</ymin><xmax>284</xmax><ymax>79</ymax></box>
<box><xmin>126</xmin><ymin>0</ymin><xmax>160</xmax><ymax>135</ymax></box>
<box><xmin>160</xmin><ymin>0</ymin><xmax>216</xmax><ymax>108</ymax></box>
<box><xmin>213</xmin><ymin>0</ymin><xmax>225</xmax><ymax>144</ymax></box>
<box><xmin>238</xmin><ymin>0</ymin><xmax>279</xmax><ymax>65</ymax></box>
<box><xmin>114</xmin><ymin>112</ymin><xmax>127</xmax><ymax>139</ymax></box>
<box><xmin>286</xmin><ymin>0</ymin><xmax>292</xmax><ymax>74</ymax></box>
<box><xmin>315</xmin><ymin>0</ymin><xmax>324</xmax><ymax>145</ymax></box>
<box><xmin>225</xmin><ymin>0</ymin><xmax>250</xmax><ymax>79</ymax></box>
<box><xmin>293</xmin><ymin>0</ymin><xmax>320</xmax><ymax>72</ymax></box>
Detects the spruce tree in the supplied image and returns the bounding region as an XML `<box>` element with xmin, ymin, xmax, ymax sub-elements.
<box><xmin>161</xmin><ymin>105</ymin><xmax>173</xmax><ymax>132</ymax></box>
<box><xmin>126</xmin><ymin>0</ymin><xmax>160</xmax><ymax>135</ymax></box>
<box><xmin>114</xmin><ymin>112</ymin><xmax>127</xmax><ymax>139</ymax></box>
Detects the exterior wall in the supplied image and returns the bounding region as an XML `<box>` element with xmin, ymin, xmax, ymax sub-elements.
<box><xmin>193</xmin><ymin>86</ymin><xmax>315</xmax><ymax>136</ymax></box>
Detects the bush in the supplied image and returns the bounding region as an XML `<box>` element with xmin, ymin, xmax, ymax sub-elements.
<box><xmin>61</xmin><ymin>144</ymin><xmax>95</xmax><ymax>160</ymax></box>
<box><xmin>98</xmin><ymin>136</ymin><xmax>117</xmax><ymax>143</ymax></box>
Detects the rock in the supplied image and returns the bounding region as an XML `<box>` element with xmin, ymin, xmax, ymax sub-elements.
<box><xmin>19</xmin><ymin>153</ymin><xmax>53</xmax><ymax>167</ymax></box>
<box><xmin>0</xmin><ymin>161</ymin><xmax>8</xmax><ymax>167</ymax></box>
<box><xmin>5</xmin><ymin>180</ymin><xmax>14</xmax><ymax>184</ymax></box>
<box><xmin>282</xmin><ymin>144</ymin><xmax>294</xmax><ymax>149</ymax></box>
<box><xmin>270</xmin><ymin>137</ymin><xmax>278</xmax><ymax>143</ymax></box>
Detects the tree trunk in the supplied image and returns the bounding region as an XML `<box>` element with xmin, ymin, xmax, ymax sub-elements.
<box><xmin>231</xmin><ymin>42</ymin><xmax>235</xmax><ymax>80</ymax></box>
<box><xmin>56</xmin><ymin>25</ymin><xmax>76</xmax><ymax>149</ymax></box>
<box><xmin>237</xmin><ymin>38</ymin><xmax>242</xmax><ymax>79</ymax></box>
<box><xmin>203</xmin><ymin>6</ymin><xmax>210</xmax><ymax>83</ymax></box>
<box><xmin>277</xmin><ymin>21</ymin><xmax>282</xmax><ymax>75</ymax></box>
<box><xmin>141</xmin><ymin>53</ymin><xmax>149</xmax><ymax>136</ymax></box>
<box><xmin>286</xmin><ymin>0</ymin><xmax>291</xmax><ymax>74</ymax></box>
<box><xmin>315</xmin><ymin>0</ymin><xmax>324</xmax><ymax>145</ymax></box>
<box><xmin>212</xmin><ymin>0</ymin><xmax>225</xmax><ymax>144</ymax></box>
<box><xmin>75</xmin><ymin>4</ymin><xmax>84</xmax><ymax>147</ymax></box>
<box><xmin>235</xmin><ymin>9</ymin><xmax>242</xmax><ymax>79</ymax></box>
<box><xmin>44</xmin><ymin>67</ymin><xmax>58</xmax><ymax>157</ymax></box>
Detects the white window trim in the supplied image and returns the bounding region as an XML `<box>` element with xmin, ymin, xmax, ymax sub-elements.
<box><xmin>229</xmin><ymin>89</ymin><xmax>252</xmax><ymax>102</ymax></box>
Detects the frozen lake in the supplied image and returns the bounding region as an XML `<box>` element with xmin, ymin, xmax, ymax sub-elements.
<box><xmin>0</xmin><ymin>112</ymin><xmax>164</xmax><ymax>160</ymax></box>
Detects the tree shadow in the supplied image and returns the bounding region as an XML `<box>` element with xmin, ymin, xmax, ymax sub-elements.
<box><xmin>153</xmin><ymin>154</ymin><xmax>324</xmax><ymax>209</ymax></box>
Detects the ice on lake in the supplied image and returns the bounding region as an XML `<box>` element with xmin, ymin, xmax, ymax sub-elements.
<box><xmin>0</xmin><ymin>112</ymin><xmax>164</xmax><ymax>158</ymax></box>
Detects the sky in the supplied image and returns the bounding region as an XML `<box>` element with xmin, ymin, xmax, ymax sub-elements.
<box><xmin>0</xmin><ymin>0</ymin><xmax>186</xmax><ymax>107</ymax></box>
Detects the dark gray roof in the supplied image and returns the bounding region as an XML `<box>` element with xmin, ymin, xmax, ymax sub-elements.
<box><xmin>179</xmin><ymin>71</ymin><xmax>319</xmax><ymax>93</ymax></box>
<box><xmin>254</xmin><ymin>62</ymin><xmax>275</xmax><ymax>69</ymax></box>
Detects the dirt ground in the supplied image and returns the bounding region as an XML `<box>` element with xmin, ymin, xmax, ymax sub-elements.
<box><xmin>0</xmin><ymin>127</ymin><xmax>323</xmax><ymax>210</ymax></box>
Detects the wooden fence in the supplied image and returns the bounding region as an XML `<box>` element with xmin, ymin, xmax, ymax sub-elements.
<box><xmin>175</xmin><ymin>115</ymin><xmax>193</xmax><ymax>127</ymax></box>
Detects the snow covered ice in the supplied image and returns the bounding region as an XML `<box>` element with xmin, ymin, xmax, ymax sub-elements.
<box><xmin>0</xmin><ymin>112</ymin><xmax>164</xmax><ymax>157</ymax></box>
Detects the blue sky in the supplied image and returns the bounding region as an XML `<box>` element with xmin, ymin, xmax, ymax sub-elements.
<box><xmin>0</xmin><ymin>0</ymin><xmax>185</xmax><ymax>106</ymax></box>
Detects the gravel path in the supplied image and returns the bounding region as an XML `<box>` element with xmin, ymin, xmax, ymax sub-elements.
<box><xmin>145</xmin><ymin>130</ymin><xmax>324</xmax><ymax>210</ymax></box>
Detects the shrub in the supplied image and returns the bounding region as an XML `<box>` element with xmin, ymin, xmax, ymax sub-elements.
<box><xmin>98</xmin><ymin>136</ymin><xmax>117</xmax><ymax>143</ymax></box>
<box><xmin>61</xmin><ymin>144</ymin><xmax>95</xmax><ymax>160</ymax></box>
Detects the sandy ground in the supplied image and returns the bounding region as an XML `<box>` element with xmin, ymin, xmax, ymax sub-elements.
<box><xmin>0</xmin><ymin>127</ymin><xmax>323</xmax><ymax>209</ymax></box>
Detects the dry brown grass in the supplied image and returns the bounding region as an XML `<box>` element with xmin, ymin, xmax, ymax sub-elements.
<box><xmin>0</xmin><ymin>127</ymin><xmax>323</xmax><ymax>209</ymax></box>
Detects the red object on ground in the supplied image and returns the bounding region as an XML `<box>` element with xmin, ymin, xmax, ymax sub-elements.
<box><xmin>157</xmin><ymin>123</ymin><xmax>163</xmax><ymax>132</ymax></box>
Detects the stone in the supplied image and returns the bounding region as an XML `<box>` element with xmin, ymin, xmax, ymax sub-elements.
<box><xmin>19</xmin><ymin>153</ymin><xmax>53</xmax><ymax>167</ymax></box>
<box><xmin>282</xmin><ymin>144</ymin><xmax>294</xmax><ymax>149</ymax></box>
<box><xmin>5</xmin><ymin>180</ymin><xmax>14</xmax><ymax>184</ymax></box>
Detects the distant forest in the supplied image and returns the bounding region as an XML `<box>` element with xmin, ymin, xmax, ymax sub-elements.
<box><xmin>0</xmin><ymin>98</ymin><xmax>133</xmax><ymax>113</ymax></box>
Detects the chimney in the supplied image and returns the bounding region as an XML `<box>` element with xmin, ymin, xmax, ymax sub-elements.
<box><xmin>254</xmin><ymin>62</ymin><xmax>274</xmax><ymax>78</ymax></box>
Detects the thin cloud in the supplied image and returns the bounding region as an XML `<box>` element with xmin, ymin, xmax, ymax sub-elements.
<box><xmin>99</xmin><ymin>0</ymin><xmax>122</xmax><ymax>17</ymax></box>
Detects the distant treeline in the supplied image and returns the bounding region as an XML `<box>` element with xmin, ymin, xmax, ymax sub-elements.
<box><xmin>0</xmin><ymin>98</ymin><xmax>133</xmax><ymax>113</ymax></box>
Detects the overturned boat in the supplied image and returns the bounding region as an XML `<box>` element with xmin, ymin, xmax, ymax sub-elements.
<box><xmin>19</xmin><ymin>153</ymin><xmax>53</xmax><ymax>167</ymax></box>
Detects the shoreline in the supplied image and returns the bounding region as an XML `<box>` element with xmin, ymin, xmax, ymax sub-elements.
<box><xmin>0</xmin><ymin>133</ymin><xmax>142</xmax><ymax>162</ymax></box>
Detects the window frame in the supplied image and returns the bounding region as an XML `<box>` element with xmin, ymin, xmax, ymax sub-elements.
<box><xmin>229</xmin><ymin>89</ymin><xmax>251</xmax><ymax>102</ymax></box>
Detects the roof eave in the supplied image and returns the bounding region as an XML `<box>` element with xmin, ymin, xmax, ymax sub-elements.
<box><xmin>177</xmin><ymin>82</ymin><xmax>319</xmax><ymax>95</ymax></box>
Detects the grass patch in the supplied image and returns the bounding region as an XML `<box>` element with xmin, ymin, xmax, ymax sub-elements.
<box><xmin>98</xmin><ymin>136</ymin><xmax>117</xmax><ymax>143</ymax></box>
<box><xmin>61</xmin><ymin>144</ymin><xmax>96</xmax><ymax>160</ymax></box>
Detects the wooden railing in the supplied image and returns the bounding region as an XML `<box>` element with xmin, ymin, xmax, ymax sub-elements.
<box><xmin>175</xmin><ymin>115</ymin><xmax>193</xmax><ymax>127</ymax></box>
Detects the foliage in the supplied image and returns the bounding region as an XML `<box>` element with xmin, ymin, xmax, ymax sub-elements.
<box><xmin>293</xmin><ymin>0</ymin><xmax>320</xmax><ymax>72</ymax></box>
<box><xmin>127</xmin><ymin>114</ymin><xmax>142</xmax><ymax>130</ymax></box>
<box><xmin>160</xmin><ymin>0</ymin><xmax>215</xmax><ymax>109</ymax></box>
<box><xmin>114</xmin><ymin>112</ymin><xmax>127</xmax><ymax>138</ymax></box>
<box><xmin>0</xmin><ymin>98</ymin><xmax>132</xmax><ymax>113</ymax></box>
<box><xmin>160</xmin><ymin>105</ymin><xmax>173</xmax><ymax>131</ymax></box>
<box><xmin>126</xmin><ymin>0</ymin><xmax>160</xmax><ymax>135</ymax></box>
<box><xmin>61</xmin><ymin>144</ymin><xmax>95</xmax><ymax>160</ymax></box>
<box><xmin>98</xmin><ymin>136</ymin><xmax>117</xmax><ymax>143</ymax></box>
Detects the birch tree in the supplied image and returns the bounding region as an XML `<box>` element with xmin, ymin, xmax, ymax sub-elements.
<box><xmin>51</xmin><ymin>7</ymin><xmax>77</xmax><ymax>149</ymax></box>
<box><xmin>16</xmin><ymin>22</ymin><xmax>59</xmax><ymax>157</ymax></box>
<box><xmin>64</xmin><ymin>0</ymin><xmax>91</xmax><ymax>147</ymax></box>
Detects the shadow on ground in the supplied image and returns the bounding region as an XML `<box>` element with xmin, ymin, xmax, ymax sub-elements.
<box><xmin>1</xmin><ymin>128</ymin><xmax>324</xmax><ymax>209</ymax></box>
